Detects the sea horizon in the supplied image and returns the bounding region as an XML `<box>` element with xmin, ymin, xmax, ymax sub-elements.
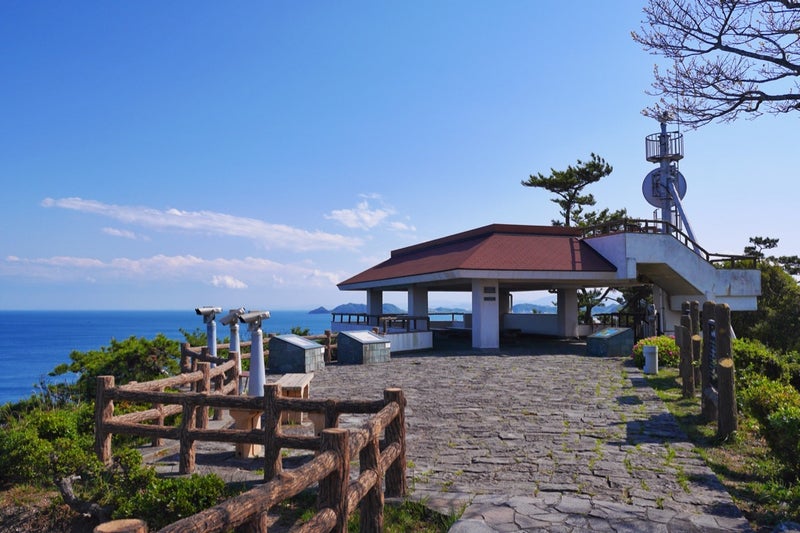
<box><xmin>0</xmin><ymin>309</ymin><xmax>338</xmax><ymax>405</ymax></box>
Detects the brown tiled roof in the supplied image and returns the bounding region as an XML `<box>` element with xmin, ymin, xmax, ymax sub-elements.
<box><xmin>338</xmin><ymin>224</ymin><xmax>616</xmax><ymax>287</ymax></box>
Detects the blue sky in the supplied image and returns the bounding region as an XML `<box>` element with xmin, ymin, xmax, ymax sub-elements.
<box><xmin>1</xmin><ymin>2</ymin><xmax>796</xmax><ymax>311</ymax></box>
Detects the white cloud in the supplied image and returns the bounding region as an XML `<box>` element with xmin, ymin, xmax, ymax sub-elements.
<box><xmin>324</xmin><ymin>194</ymin><xmax>416</xmax><ymax>234</ymax></box>
<box><xmin>41</xmin><ymin>197</ymin><xmax>362</xmax><ymax>251</ymax></box>
<box><xmin>102</xmin><ymin>227</ymin><xmax>147</xmax><ymax>240</ymax></box>
<box><xmin>388</xmin><ymin>221</ymin><xmax>417</xmax><ymax>232</ymax></box>
<box><xmin>325</xmin><ymin>200</ymin><xmax>393</xmax><ymax>230</ymax></box>
<box><xmin>211</xmin><ymin>275</ymin><xmax>248</xmax><ymax>289</ymax></box>
<box><xmin>0</xmin><ymin>254</ymin><xmax>344</xmax><ymax>288</ymax></box>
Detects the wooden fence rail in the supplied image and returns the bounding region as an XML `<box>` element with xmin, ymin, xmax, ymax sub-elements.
<box><xmin>95</xmin><ymin>357</ymin><xmax>240</xmax><ymax>460</ymax></box>
<box><xmin>156</xmin><ymin>388</ymin><xmax>406</xmax><ymax>533</ymax></box>
<box><xmin>94</xmin><ymin>362</ymin><xmax>406</xmax><ymax>532</ymax></box>
<box><xmin>181</xmin><ymin>329</ymin><xmax>339</xmax><ymax>370</ymax></box>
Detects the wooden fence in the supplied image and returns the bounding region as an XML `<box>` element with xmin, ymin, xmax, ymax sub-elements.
<box><xmin>674</xmin><ymin>300</ymin><xmax>737</xmax><ymax>438</ymax></box>
<box><xmin>95</xmin><ymin>356</ymin><xmax>241</xmax><ymax>460</ymax></box>
<box><xmin>158</xmin><ymin>386</ymin><xmax>406</xmax><ymax>533</ymax></box>
<box><xmin>180</xmin><ymin>329</ymin><xmax>339</xmax><ymax>370</ymax></box>
<box><xmin>93</xmin><ymin>360</ymin><xmax>406</xmax><ymax>532</ymax></box>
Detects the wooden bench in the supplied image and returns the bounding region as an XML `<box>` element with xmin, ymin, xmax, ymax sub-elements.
<box><xmin>276</xmin><ymin>373</ymin><xmax>314</xmax><ymax>425</ymax></box>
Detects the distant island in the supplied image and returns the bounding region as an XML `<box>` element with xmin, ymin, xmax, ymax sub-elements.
<box><xmin>308</xmin><ymin>303</ymin><xmax>406</xmax><ymax>314</ymax></box>
<box><xmin>309</xmin><ymin>302</ymin><xmax>620</xmax><ymax>315</ymax></box>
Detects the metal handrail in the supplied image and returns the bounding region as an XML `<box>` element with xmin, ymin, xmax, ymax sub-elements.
<box><xmin>581</xmin><ymin>218</ymin><xmax>756</xmax><ymax>268</ymax></box>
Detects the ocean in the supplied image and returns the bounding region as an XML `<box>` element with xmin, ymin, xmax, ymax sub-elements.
<box><xmin>0</xmin><ymin>310</ymin><xmax>335</xmax><ymax>405</ymax></box>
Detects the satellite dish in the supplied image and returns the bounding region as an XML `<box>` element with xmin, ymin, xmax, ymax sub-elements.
<box><xmin>642</xmin><ymin>168</ymin><xmax>687</xmax><ymax>208</ymax></box>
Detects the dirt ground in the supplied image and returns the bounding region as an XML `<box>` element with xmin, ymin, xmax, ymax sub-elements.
<box><xmin>0</xmin><ymin>486</ymin><xmax>96</xmax><ymax>533</ymax></box>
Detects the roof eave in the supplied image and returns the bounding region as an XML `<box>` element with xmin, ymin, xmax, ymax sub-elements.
<box><xmin>337</xmin><ymin>268</ymin><xmax>620</xmax><ymax>291</ymax></box>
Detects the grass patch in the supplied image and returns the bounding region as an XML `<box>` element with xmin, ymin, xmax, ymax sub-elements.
<box><xmin>271</xmin><ymin>489</ymin><xmax>461</xmax><ymax>532</ymax></box>
<box><xmin>647</xmin><ymin>368</ymin><xmax>800</xmax><ymax>530</ymax></box>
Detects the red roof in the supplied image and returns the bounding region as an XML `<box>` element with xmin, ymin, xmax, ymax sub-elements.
<box><xmin>338</xmin><ymin>224</ymin><xmax>616</xmax><ymax>288</ymax></box>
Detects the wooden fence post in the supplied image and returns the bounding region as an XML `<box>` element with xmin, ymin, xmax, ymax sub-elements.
<box><xmin>701</xmin><ymin>300</ymin><xmax>718</xmax><ymax>422</ymax></box>
<box><xmin>212</xmin><ymin>360</ymin><xmax>225</xmax><ymax>421</ymax></box>
<box><xmin>179</xmin><ymin>400</ymin><xmax>197</xmax><ymax>474</ymax></box>
<box><xmin>384</xmin><ymin>388</ymin><xmax>407</xmax><ymax>497</ymax></box>
<box><xmin>360</xmin><ymin>432</ymin><xmax>384</xmax><ymax>533</ymax></box>
<box><xmin>232</xmin><ymin>350</ymin><xmax>242</xmax><ymax>395</ymax></box>
<box><xmin>677</xmin><ymin>318</ymin><xmax>694</xmax><ymax>398</ymax></box>
<box><xmin>94</xmin><ymin>518</ymin><xmax>148</xmax><ymax>532</ymax></box>
<box><xmin>681</xmin><ymin>301</ymin><xmax>691</xmax><ymax>320</ymax></box>
<box><xmin>263</xmin><ymin>384</ymin><xmax>283</xmax><ymax>481</ymax></box>
<box><xmin>690</xmin><ymin>300</ymin><xmax>700</xmax><ymax>336</ymax></box>
<box><xmin>324</xmin><ymin>330</ymin><xmax>332</xmax><ymax>363</ymax></box>
<box><xmin>153</xmin><ymin>384</ymin><xmax>164</xmax><ymax>447</ymax></box>
<box><xmin>692</xmin><ymin>334</ymin><xmax>702</xmax><ymax>390</ymax></box>
<box><xmin>689</xmin><ymin>300</ymin><xmax>701</xmax><ymax>385</ymax></box>
<box><xmin>196</xmin><ymin>362</ymin><xmax>210</xmax><ymax>429</ymax></box>
<box><xmin>95</xmin><ymin>375</ymin><xmax>115</xmax><ymax>465</ymax></box>
<box><xmin>180</xmin><ymin>342</ymin><xmax>193</xmax><ymax>374</ymax></box>
<box><xmin>716</xmin><ymin>303</ymin><xmax>738</xmax><ymax>438</ymax></box>
<box><xmin>318</xmin><ymin>428</ymin><xmax>350</xmax><ymax>533</ymax></box>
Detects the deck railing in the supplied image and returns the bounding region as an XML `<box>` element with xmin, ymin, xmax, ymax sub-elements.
<box><xmin>582</xmin><ymin>218</ymin><xmax>756</xmax><ymax>268</ymax></box>
<box><xmin>331</xmin><ymin>313</ymin><xmax>430</xmax><ymax>333</ymax></box>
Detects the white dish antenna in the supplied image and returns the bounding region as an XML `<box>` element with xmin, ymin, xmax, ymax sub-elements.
<box><xmin>642</xmin><ymin>168</ymin><xmax>687</xmax><ymax>208</ymax></box>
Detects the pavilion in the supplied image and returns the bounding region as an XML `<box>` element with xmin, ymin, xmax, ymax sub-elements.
<box><xmin>336</xmin><ymin>221</ymin><xmax>760</xmax><ymax>350</ymax></box>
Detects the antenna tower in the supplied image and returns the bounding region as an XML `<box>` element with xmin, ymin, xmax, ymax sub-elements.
<box><xmin>642</xmin><ymin>116</ymin><xmax>699</xmax><ymax>248</ymax></box>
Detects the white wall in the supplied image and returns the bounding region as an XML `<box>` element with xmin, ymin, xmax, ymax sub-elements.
<box><xmin>503</xmin><ymin>313</ymin><xmax>559</xmax><ymax>335</ymax></box>
<box><xmin>385</xmin><ymin>331</ymin><xmax>433</xmax><ymax>352</ymax></box>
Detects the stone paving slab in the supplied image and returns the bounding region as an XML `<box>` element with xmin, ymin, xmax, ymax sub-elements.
<box><xmin>307</xmin><ymin>340</ymin><xmax>752</xmax><ymax>531</ymax></box>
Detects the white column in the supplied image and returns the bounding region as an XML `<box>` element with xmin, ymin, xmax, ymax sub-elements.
<box><xmin>206</xmin><ymin>319</ymin><xmax>217</xmax><ymax>358</ymax></box>
<box><xmin>407</xmin><ymin>286</ymin><xmax>428</xmax><ymax>331</ymax></box>
<box><xmin>471</xmin><ymin>279</ymin><xmax>500</xmax><ymax>349</ymax></box>
<box><xmin>367</xmin><ymin>289</ymin><xmax>383</xmax><ymax>328</ymax></box>
<box><xmin>499</xmin><ymin>289</ymin><xmax>512</xmax><ymax>330</ymax></box>
<box><xmin>654</xmin><ymin>285</ymin><xmax>679</xmax><ymax>335</ymax></box>
<box><xmin>557</xmin><ymin>289</ymin><xmax>579</xmax><ymax>338</ymax></box>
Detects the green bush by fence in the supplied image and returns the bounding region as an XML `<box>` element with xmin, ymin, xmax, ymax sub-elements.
<box><xmin>631</xmin><ymin>335</ymin><xmax>679</xmax><ymax>368</ymax></box>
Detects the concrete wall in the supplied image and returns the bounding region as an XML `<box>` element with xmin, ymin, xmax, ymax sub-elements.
<box><xmin>385</xmin><ymin>331</ymin><xmax>433</xmax><ymax>352</ymax></box>
<box><xmin>586</xmin><ymin>232</ymin><xmax>760</xmax><ymax>312</ymax></box>
<box><xmin>503</xmin><ymin>313</ymin><xmax>559</xmax><ymax>335</ymax></box>
<box><xmin>503</xmin><ymin>314</ymin><xmax>594</xmax><ymax>337</ymax></box>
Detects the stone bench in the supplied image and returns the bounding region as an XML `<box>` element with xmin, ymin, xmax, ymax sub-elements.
<box><xmin>276</xmin><ymin>373</ymin><xmax>314</xmax><ymax>425</ymax></box>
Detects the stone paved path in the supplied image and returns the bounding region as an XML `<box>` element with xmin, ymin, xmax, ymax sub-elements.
<box><xmin>309</xmin><ymin>339</ymin><xmax>751</xmax><ymax>532</ymax></box>
<box><xmin>147</xmin><ymin>338</ymin><xmax>752</xmax><ymax>531</ymax></box>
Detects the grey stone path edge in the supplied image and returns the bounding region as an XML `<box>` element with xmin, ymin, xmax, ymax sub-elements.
<box><xmin>310</xmin><ymin>340</ymin><xmax>752</xmax><ymax>532</ymax></box>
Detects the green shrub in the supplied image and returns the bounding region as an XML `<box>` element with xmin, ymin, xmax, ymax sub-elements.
<box><xmin>733</xmin><ymin>338</ymin><xmax>785</xmax><ymax>390</ymax></box>
<box><xmin>632</xmin><ymin>336</ymin><xmax>679</xmax><ymax>368</ymax></box>
<box><xmin>733</xmin><ymin>338</ymin><xmax>800</xmax><ymax>393</ymax></box>
<box><xmin>741</xmin><ymin>377</ymin><xmax>800</xmax><ymax>422</ymax></box>
<box><xmin>0</xmin><ymin>404</ymin><xmax>98</xmax><ymax>485</ymax></box>
<box><xmin>0</xmin><ymin>425</ymin><xmax>53</xmax><ymax>484</ymax></box>
<box><xmin>766</xmin><ymin>405</ymin><xmax>800</xmax><ymax>475</ymax></box>
<box><xmin>113</xmin><ymin>473</ymin><xmax>228</xmax><ymax>529</ymax></box>
<box><xmin>50</xmin><ymin>334</ymin><xmax>181</xmax><ymax>402</ymax></box>
<box><xmin>741</xmin><ymin>377</ymin><xmax>800</xmax><ymax>478</ymax></box>
<box><xmin>291</xmin><ymin>325</ymin><xmax>310</xmax><ymax>336</ymax></box>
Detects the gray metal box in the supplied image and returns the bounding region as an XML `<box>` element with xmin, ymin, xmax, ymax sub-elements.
<box><xmin>337</xmin><ymin>331</ymin><xmax>391</xmax><ymax>365</ymax></box>
<box><xmin>586</xmin><ymin>327</ymin><xmax>634</xmax><ymax>357</ymax></box>
<box><xmin>267</xmin><ymin>334</ymin><xmax>325</xmax><ymax>373</ymax></box>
